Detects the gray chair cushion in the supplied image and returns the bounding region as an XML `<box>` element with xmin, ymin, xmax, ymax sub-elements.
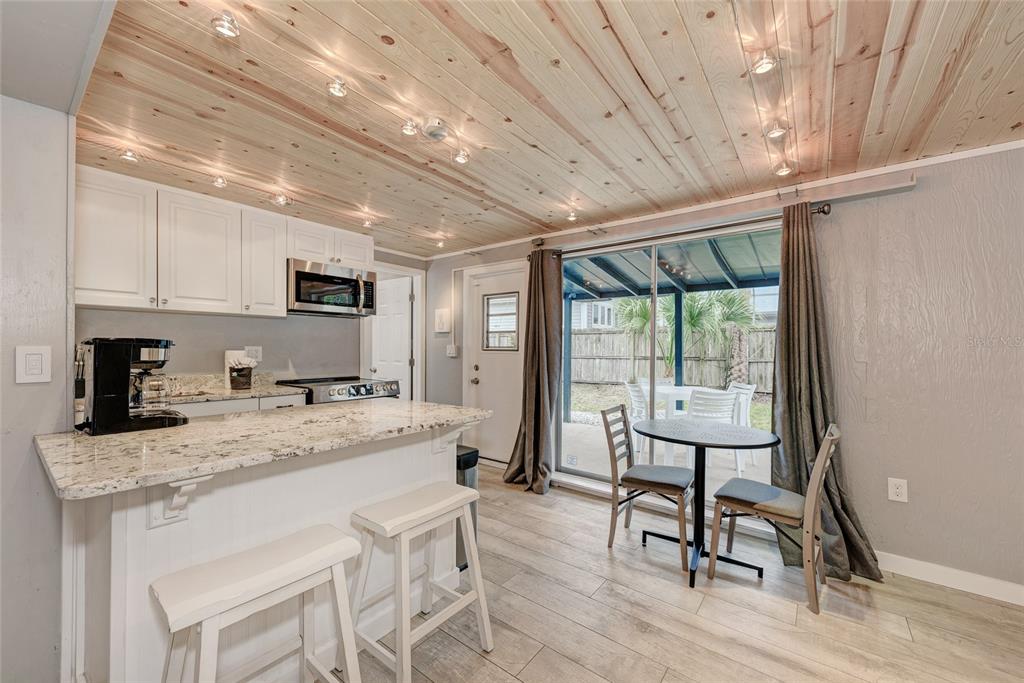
<box><xmin>620</xmin><ymin>464</ymin><xmax>694</xmax><ymax>494</ymax></box>
<box><xmin>714</xmin><ymin>478</ymin><xmax>805</xmax><ymax>520</ymax></box>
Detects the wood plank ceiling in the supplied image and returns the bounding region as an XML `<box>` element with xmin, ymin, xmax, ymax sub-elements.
<box><xmin>77</xmin><ymin>0</ymin><xmax>1024</xmax><ymax>257</ymax></box>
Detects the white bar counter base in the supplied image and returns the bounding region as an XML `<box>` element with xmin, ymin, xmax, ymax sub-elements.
<box><xmin>35</xmin><ymin>400</ymin><xmax>490</xmax><ymax>683</ymax></box>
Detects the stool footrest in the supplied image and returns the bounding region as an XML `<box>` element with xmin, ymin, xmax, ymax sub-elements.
<box><xmin>411</xmin><ymin>590</ymin><xmax>477</xmax><ymax>646</ymax></box>
<box><xmin>217</xmin><ymin>635</ymin><xmax>300</xmax><ymax>683</ymax></box>
<box><xmin>357</xmin><ymin>633</ymin><xmax>397</xmax><ymax>671</ymax></box>
<box><xmin>360</xmin><ymin>564</ymin><xmax>429</xmax><ymax>610</ymax></box>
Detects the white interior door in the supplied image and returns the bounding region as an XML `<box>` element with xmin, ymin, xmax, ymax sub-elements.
<box><xmin>370</xmin><ymin>277</ymin><xmax>413</xmax><ymax>399</ymax></box>
<box><xmin>463</xmin><ymin>264</ymin><xmax>528</xmax><ymax>464</ymax></box>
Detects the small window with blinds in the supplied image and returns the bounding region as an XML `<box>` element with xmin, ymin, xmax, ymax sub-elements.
<box><xmin>483</xmin><ymin>292</ymin><xmax>519</xmax><ymax>351</ymax></box>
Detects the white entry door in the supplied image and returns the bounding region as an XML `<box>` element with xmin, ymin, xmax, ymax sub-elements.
<box><xmin>370</xmin><ymin>276</ymin><xmax>413</xmax><ymax>399</ymax></box>
<box><xmin>463</xmin><ymin>263</ymin><xmax>528</xmax><ymax>464</ymax></box>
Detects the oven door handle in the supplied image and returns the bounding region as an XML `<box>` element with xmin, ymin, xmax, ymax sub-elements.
<box><xmin>356</xmin><ymin>274</ymin><xmax>365</xmax><ymax>313</ymax></box>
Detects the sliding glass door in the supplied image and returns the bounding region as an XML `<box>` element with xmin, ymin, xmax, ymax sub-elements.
<box><xmin>559</xmin><ymin>225</ymin><xmax>780</xmax><ymax>503</ymax></box>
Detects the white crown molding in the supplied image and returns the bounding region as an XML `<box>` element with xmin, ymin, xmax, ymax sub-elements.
<box><xmin>428</xmin><ymin>139</ymin><xmax>1024</xmax><ymax>262</ymax></box>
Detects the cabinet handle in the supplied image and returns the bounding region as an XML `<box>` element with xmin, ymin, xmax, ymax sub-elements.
<box><xmin>149</xmin><ymin>297</ymin><xmax>156</xmax><ymax>304</ymax></box>
<box><xmin>244</xmin><ymin>304</ymin><xmax>250</xmax><ymax>310</ymax></box>
<box><xmin>160</xmin><ymin>298</ymin><xmax>168</xmax><ymax>305</ymax></box>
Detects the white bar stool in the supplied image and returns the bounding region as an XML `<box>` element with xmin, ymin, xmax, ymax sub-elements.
<box><xmin>150</xmin><ymin>524</ymin><xmax>362</xmax><ymax>683</ymax></box>
<box><xmin>350</xmin><ymin>482</ymin><xmax>493</xmax><ymax>683</ymax></box>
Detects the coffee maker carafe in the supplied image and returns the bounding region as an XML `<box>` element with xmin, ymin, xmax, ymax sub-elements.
<box><xmin>76</xmin><ymin>338</ymin><xmax>188</xmax><ymax>435</ymax></box>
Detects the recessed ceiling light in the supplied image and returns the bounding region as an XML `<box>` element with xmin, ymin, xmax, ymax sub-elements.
<box><xmin>401</xmin><ymin>120</ymin><xmax>418</xmax><ymax>136</ymax></box>
<box><xmin>765</xmin><ymin>122</ymin><xmax>788</xmax><ymax>140</ymax></box>
<box><xmin>454</xmin><ymin>149</ymin><xmax>469</xmax><ymax>164</ymax></box>
<box><xmin>421</xmin><ymin>118</ymin><xmax>450</xmax><ymax>142</ymax></box>
<box><xmin>327</xmin><ymin>76</ymin><xmax>347</xmax><ymax>98</ymax></box>
<box><xmin>751</xmin><ymin>51</ymin><xmax>777</xmax><ymax>75</ymax></box>
<box><xmin>119</xmin><ymin>149</ymin><xmax>139</xmax><ymax>163</ymax></box>
<box><xmin>212</xmin><ymin>175</ymin><xmax>227</xmax><ymax>188</ymax></box>
<box><xmin>272</xmin><ymin>193</ymin><xmax>291</xmax><ymax>206</ymax></box>
<box><xmin>436</xmin><ymin>240</ymin><xmax>445</xmax><ymax>248</ymax></box>
<box><xmin>211</xmin><ymin>11</ymin><xmax>240</xmax><ymax>38</ymax></box>
<box><xmin>774</xmin><ymin>162</ymin><xmax>794</xmax><ymax>177</ymax></box>
<box><xmin>567</xmin><ymin>209</ymin><xmax>578</xmax><ymax>222</ymax></box>
<box><xmin>362</xmin><ymin>219</ymin><xmax>372</xmax><ymax>228</ymax></box>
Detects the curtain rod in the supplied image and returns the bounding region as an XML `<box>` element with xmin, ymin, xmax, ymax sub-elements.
<box><xmin>556</xmin><ymin>202</ymin><xmax>831</xmax><ymax>257</ymax></box>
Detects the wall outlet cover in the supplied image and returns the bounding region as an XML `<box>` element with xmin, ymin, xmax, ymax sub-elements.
<box><xmin>244</xmin><ymin>346</ymin><xmax>263</xmax><ymax>362</ymax></box>
<box><xmin>445</xmin><ymin>344</ymin><xmax>459</xmax><ymax>358</ymax></box>
<box><xmin>887</xmin><ymin>477</ymin><xmax>909</xmax><ymax>503</ymax></box>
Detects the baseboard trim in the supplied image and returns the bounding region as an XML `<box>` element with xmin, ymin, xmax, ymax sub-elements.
<box><xmin>875</xmin><ymin>551</ymin><xmax>1024</xmax><ymax>606</ymax></box>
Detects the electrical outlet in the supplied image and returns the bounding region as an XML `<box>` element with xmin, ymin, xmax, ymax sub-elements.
<box><xmin>244</xmin><ymin>346</ymin><xmax>262</xmax><ymax>362</ymax></box>
<box><xmin>887</xmin><ymin>478</ymin><xmax>908</xmax><ymax>503</ymax></box>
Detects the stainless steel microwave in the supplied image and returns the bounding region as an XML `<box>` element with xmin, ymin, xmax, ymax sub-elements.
<box><xmin>287</xmin><ymin>259</ymin><xmax>376</xmax><ymax>317</ymax></box>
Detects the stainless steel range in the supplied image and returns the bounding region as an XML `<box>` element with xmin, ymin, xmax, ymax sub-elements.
<box><xmin>276</xmin><ymin>376</ymin><xmax>400</xmax><ymax>404</ymax></box>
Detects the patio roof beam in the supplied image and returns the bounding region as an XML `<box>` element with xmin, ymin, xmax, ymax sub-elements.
<box><xmin>647</xmin><ymin>247</ymin><xmax>687</xmax><ymax>292</ymax></box>
<box><xmin>588</xmin><ymin>256</ymin><xmax>641</xmax><ymax>296</ymax></box>
<box><xmin>707</xmin><ymin>239</ymin><xmax>739</xmax><ymax>289</ymax></box>
<box><xmin>563</xmin><ymin>271</ymin><xmax>604</xmax><ymax>299</ymax></box>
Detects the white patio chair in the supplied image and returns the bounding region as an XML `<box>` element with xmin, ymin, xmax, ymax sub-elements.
<box><xmin>624</xmin><ymin>382</ymin><xmax>664</xmax><ymax>454</ymax></box>
<box><xmin>727</xmin><ymin>382</ymin><xmax>758</xmax><ymax>468</ymax></box>
<box><xmin>686</xmin><ymin>390</ymin><xmax>742</xmax><ymax>476</ymax></box>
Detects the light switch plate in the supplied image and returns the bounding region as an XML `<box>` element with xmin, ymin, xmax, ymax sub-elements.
<box><xmin>15</xmin><ymin>345</ymin><xmax>51</xmax><ymax>383</ymax></box>
<box><xmin>446</xmin><ymin>344</ymin><xmax>459</xmax><ymax>358</ymax></box>
<box><xmin>434</xmin><ymin>308</ymin><xmax>451</xmax><ymax>333</ymax></box>
<box><xmin>244</xmin><ymin>346</ymin><xmax>263</xmax><ymax>362</ymax></box>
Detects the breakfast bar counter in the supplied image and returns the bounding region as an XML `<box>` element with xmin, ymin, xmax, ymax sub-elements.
<box><xmin>37</xmin><ymin>400</ymin><xmax>490</xmax><ymax>683</ymax></box>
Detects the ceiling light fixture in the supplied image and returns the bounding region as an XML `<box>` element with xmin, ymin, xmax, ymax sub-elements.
<box><xmin>765</xmin><ymin>122</ymin><xmax>788</xmax><ymax>140</ymax></box>
<box><xmin>436</xmin><ymin>240</ymin><xmax>445</xmax><ymax>248</ymax></box>
<box><xmin>211</xmin><ymin>11</ymin><xmax>240</xmax><ymax>38</ymax></box>
<box><xmin>212</xmin><ymin>175</ymin><xmax>227</xmax><ymax>188</ymax></box>
<box><xmin>272</xmin><ymin>193</ymin><xmax>291</xmax><ymax>206</ymax></box>
<box><xmin>454</xmin><ymin>149</ymin><xmax>469</xmax><ymax>164</ymax></box>
<box><xmin>327</xmin><ymin>76</ymin><xmax>347</xmax><ymax>98</ymax></box>
<box><xmin>401</xmin><ymin>120</ymin><xmax>418</xmax><ymax>136</ymax></box>
<box><xmin>774</xmin><ymin>162</ymin><xmax>794</xmax><ymax>177</ymax></box>
<box><xmin>567</xmin><ymin>209</ymin><xmax>578</xmax><ymax>222</ymax></box>
<box><xmin>420</xmin><ymin>118</ymin><xmax>450</xmax><ymax>142</ymax></box>
<box><xmin>362</xmin><ymin>219</ymin><xmax>372</xmax><ymax>228</ymax></box>
<box><xmin>119</xmin><ymin>148</ymin><xmax>139</xmax><ymax>163</ymax></box>
<box><xmin>751</xmin><ymin>51</ymin><xmax>777</xmax><ymax>75</ymax></box>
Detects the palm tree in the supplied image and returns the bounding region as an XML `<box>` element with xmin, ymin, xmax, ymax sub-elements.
<box><xmin>614</xmin><ymin>291</ymin><xmax>754</xmax><ymax>382</ymax></box>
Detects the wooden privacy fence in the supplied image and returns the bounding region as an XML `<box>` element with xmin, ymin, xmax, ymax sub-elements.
<box><xmin>570</xmin><ymin>327</ymin><xmax>776</xmax><ymax>394</ymax></box>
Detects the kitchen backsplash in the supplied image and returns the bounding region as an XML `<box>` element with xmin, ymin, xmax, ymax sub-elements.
<box><xmin>76</xmin><ymin>308</ymin><xmax>361</xmax><ymax>377</ymax></box>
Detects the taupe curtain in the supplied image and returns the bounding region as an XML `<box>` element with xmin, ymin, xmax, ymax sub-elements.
<box><xmin>504</xmin><ymin>249</ymin><xmax>562</xmax><ymax>494</ymax></box>
<box><xmin>773</xmin><ymin>203</ymin><xmax>883</xmax><ymax>581</ymax></box>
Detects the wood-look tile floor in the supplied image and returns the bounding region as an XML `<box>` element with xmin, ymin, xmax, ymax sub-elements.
<box><xmin>361</xmin><ymin>466</ymin><xmax>1024</xmax><ymax>682</ymax></box>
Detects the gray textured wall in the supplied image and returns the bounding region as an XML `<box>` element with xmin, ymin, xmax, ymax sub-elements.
<box><xmin>1</xmin><ymin>95</ymin><xmax>69</xmax><ymax>682</ymax></box>
<box><xmin>424</xmin><ymin>148</ymin><xmax>1024</xmax><ymax>583</ymax></box>
<box><xmin>815</xmin><ymin>149</ymin><xmax>1024</xmax><ymax>583</ymax></box>
<box><xmin>76</xmin><ymin>308</ymin><xmax>362</xmax><ymax>378</ymax></box>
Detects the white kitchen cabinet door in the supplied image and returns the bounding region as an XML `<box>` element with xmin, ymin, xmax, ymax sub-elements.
<box><xmin>158</xmin><ymin>190</ymin><xmax>242</xmax><ymax>314</ymax></box>
<box><xmin>335</xmin><ymin>231</ymin><xmax>373</xmax><ymax>268</ymax></box>
<box><xmin>241</xmin><ymin>209</ymin><xmax>287</xmax><ymax>317</ymax></box>
<box><xmin>74</xmin><ymin>167</ymin><xmax>158</xmax><ymax>309</ymax></box>
<box><xmin>287</xmin><ymin>218</ymin><xmax>335</xmax><ymax>264</ymax></box>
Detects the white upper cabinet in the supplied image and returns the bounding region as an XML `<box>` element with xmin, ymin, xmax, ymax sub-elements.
<box><xmin>287</xmin><ymin>218</ymin><xmax>334</xmax><ymax>263</ymax></box>
<box><xmin>75</xmin><ymin>167</ymin><xmax>158</xmax><ymax>309</ymax></box>
<box><xmin>158</xmin><ymin>190</ymin><xmax>242</xmax><ymax>314</ymax></box>
<box><xmin>287</xmin><ymin>217</ymin><xmax>374</xmax><ymax>268</ymax></box>
<box><xmin>241</xmin><ymin>209</ymin><xmax>287</xmax><ymax>317</ymax></box>
<box><xmin>335</xmin><ymin>231</ymin><xmax>374</xmax><ymax>267</ymax></box>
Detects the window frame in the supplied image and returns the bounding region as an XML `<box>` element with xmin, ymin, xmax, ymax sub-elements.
<box><xmin>482</xmin><ymin>291</ymin><xmax>520</xmax><ymax>352</ymax></box>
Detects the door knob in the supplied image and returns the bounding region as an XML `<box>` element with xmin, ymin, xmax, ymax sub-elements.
<box><xmin>470</xmin><ymin>377</ymin><xmax>480</xmax><ymax>385</ymax></box>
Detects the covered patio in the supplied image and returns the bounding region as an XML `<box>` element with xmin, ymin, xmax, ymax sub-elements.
<box><xmin>559</xmin><ymin>227</ymin><xmax>781</xmax><ymax>486</ymax></box>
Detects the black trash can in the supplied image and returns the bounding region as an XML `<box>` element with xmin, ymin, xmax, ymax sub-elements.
<box><xmin>455</xmin><ymin>444</ymin><xmax>479</xmax><ymax>571</ymax></box>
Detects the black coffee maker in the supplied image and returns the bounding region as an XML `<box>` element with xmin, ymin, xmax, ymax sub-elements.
<box><xmin>76</xmin><ymin>338</ymin><xmax>188</xmax><ymax>435</ymax></box>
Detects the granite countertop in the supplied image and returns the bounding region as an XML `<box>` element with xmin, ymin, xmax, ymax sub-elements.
<box><xmin>164</xmin><ymin>373</ymin><xmax>306</xmax><ymax>404</ymax></box>
<box><xmin>35</xmin><ymin>401</ymin><xmax>491</xmax><ymax>500</ymax></box>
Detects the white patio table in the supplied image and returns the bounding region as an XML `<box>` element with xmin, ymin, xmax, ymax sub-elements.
<box><xmin>639</xmin><ymin>384</ymin><xmax>732</xmax><ymax>461</ymax></box>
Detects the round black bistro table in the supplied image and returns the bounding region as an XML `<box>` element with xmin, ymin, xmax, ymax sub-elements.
<box><xmin>633</xmin><ymin>417</ymin><xmax>781</xmax><ymax>588</ymax></box>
